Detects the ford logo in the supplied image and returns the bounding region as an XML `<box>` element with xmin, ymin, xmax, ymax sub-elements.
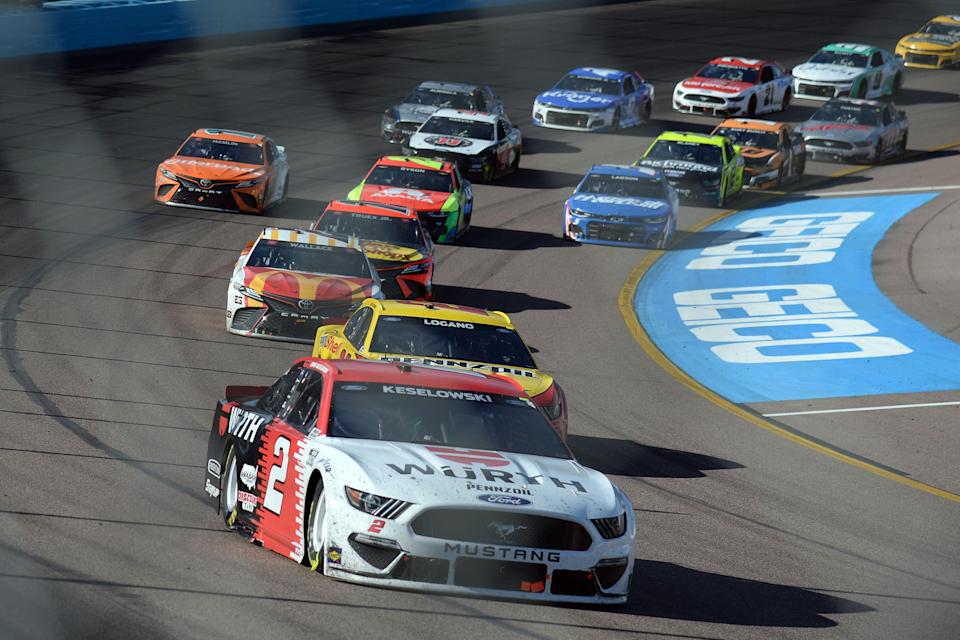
<box><xmin>477</xmin><ymin>494</ymin><xmax>531</xmax><ymax>506</ymax></box>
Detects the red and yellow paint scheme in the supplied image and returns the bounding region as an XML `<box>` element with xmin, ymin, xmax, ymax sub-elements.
<box><xmin>711</xmin><ymin>118</ymin><xmax>806</xmax><ymax>189</ymax></box>
<box><xmin>311</xmin><ymin>200</ymin><xmax>435</xmax><ymax>301</ymax></box>
<box><xmin>312</xmin><ymin>299</ymin><xmax>569</xmax><ymax>440</ymax></box>
<box><xmin>155</xmin><ymin>128</ymin><xmax>289</xmax><ymax>214</ymax></box>
<box><xmin>226</xmin><ymin>228</ymin><xmax>383</xmax><ymax>343</ymax></box>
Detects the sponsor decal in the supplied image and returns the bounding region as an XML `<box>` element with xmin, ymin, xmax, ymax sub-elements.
<box><xmin>379</xmin><ymin>356</ymin><xmax>535</xmax><ymax>378</ymax></box>
<box><xmin>425</xmin><ymin>136</ymin><xmax>473</xmax><ymax>148</ymax></box>
<box><xmin>427</xmin><ymin>446</ymin><xmax>509</xmax><ymax>467</ymax></box>
<box><xmin>238</xmin><ymin>491</ymin><xmax>258</xmax><ymax>512</ymax></box>
<box><xmin>240</xmin><ymin>464</ymin><xmax>257</xmax><ymax>490</ymax></box>
<box><xmin>478</xmin><ymin>494</ymin><xmax>532</xmax><ymax>506</ymax></box>
<box><xmin>574</xmin><ymin>194</ymin><xmax>666</xmax><ymax>208</ymax></box>
<box><xmin>204</xmin><ymin>479</ymin><xmax>220</xmax><ymax>498</ymax></box>
<box><xmin>226</xmin><ymin>407</ymin><xmax>266</xmax><ymax>443</ymax></box>
<box><xmin>423</xmin><ymin>318</ymin><xmax>474</xmax><ymax>329</ymax></box>
<box><xmin>207</xmin><ymin>459</ymin><xmax>221</xmax><ymax>478</ymax></box>
<box><xmin>467</xmin><ymin>483</ymin><xmax>532</xmax><ymax>495</ymax></box>
<box><xmin>803</xmin><ymin>123</ymin><xmax>871</xmax><ymax>132</ymax></box>
<box><xmin>387</xmin><ymin>458</ymin><xmax>587</xmax><ymax>493</ymax></box>
<box><xmin>540</xmin><ymin>90</ymin><xmax>613</xmax><ymax>105</ymax></box>
<box><xmin>443</xmin><ymin>543</ymin><xmax>561</xmax><ymax>563</ymax></box>
<box><xmin>381</xmin><ymin>385</ymin><xmax>493</xmax><ymax>402</ymax></box>
<box><xmin>489</xmin><ymin>521</ymin><xmax>527</xmax><ymax>542</ymax></box>
<box><xmin>327</xmin><ymin>545</ymin><xmax>343</xmax><ymax>564</ymax></box>
<box><xmin>369</xmin><ymin>187</ymin><xmax>435</xmax><ymax>203</ymax></box>
<box><xmin>308</xmin><ymin>427</ymin><xmax>322</xmax><ymax>438</ymax></box>
<box><xmin>368</xmin><ymin>518</ymin><xmax>386</xmax><ymax>534</ymax></box>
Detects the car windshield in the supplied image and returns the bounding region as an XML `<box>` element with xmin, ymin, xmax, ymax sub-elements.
<box><xmin>369</xmin><ymin>316</ymin><xmax>536</xmax><ymax>368</ymax></box>
<box><xmin>554</xmin><ymin>74</ymin><xmax>621</xmax><ymax>94</ymax></box>
<box><xmin>809</xmin><ymin>51</ymin><xmax>868</xmax><ymax>68</ymax></box>
<box><xmin>404</xmin><ymin>88</ymin><xmax>475</xmax><ymax>109</ymax></box>
<box><xmin>314</xmin><ymin>210</ymin><xmax>423</xmax><ymax>248</ymax></box>
<box><xmin>328</xmin><ymin>383</ymin><xmax>570</xmax><ymax>458</ymax></box>
<box><xmin>177</xmin><ymin>136</ymin><xmax>263</xmax><ymax>164</ymax></box>
<box><xmin>645</xmin><ymin>140</ymin><xmax>722</xmax><ymax>165</ymax></box>
<box><xmin>921</xmin><ymin>22</ymin><xmax>960</xmax><ymax>38</ymax></box>
<box><xmin>697</xmin><ymin>64</ymin><xmax>758</xmax><ymax>83</ymax></box>
<box><xmin>419</xmin><ymin>116</ymin><xmax>494</xmax><ymax>141</ymax></box>
<box><xmin>578</xmin><ymin>173</ymin><xmax>664</xmax><ymax>198</ymax></box>
<box><xmin>366</xmin><ymin>164</ymin><xmax>453</xmax><ymax>192</ymax></box>
<box><xmin>714</xmin><ymin>128</ymin><xmax>780</xmax><ymax>149</ymax></box>
<box><xmin>246</xmin><ymin>240</ymin><xmax>371</xmax><ymax>278</ymax></box>
<box><xmin>811</xmin><ymin>102</ymin><xmax>881</xmax><ymax>126</ymax></box>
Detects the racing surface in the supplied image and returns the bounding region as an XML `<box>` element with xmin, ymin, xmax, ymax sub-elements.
<box><xmin>1</xmin><ymin>0</ymin><xmax>959</xmax><ymax>638</ymax></box>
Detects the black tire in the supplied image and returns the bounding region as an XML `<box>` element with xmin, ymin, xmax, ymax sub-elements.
<box><xmin>641</xmin><ymin>100</ymin><xmax>652</xmax><ymax>123</ymax></box>
<box><xmin>303</xmin><ymin>480</ymin><xmax>327</xmax><ymax>573</ymax></box>
<box><xmin>655</xmin><ymin>217</ymin><xmax>675</xmax><ymax>249</ymax></box>
<box><xmin>510</xmin><ymin>149</ymin><xmax>520</xmax><ymax>174</ymax></box>
<box><xmin>611</xmin><ymin>107</ymin><xmax>621</xmax><ymax>131</ymax></box>
<box><xmin>898</xmin><ymin>132</ymin><xmax>908</xmax><ymax>156</ymax></box>
<box><xmin>851</xmin><ymin>80</ymin><xmax>866</xmax><ymax>99</ymax></box>
<box><xmin>796</xmin><ymin>153</ymin><xmax>806</xmax><ymax>178</ymax></box>
<box><xmin>893</xmin><ymin>72</ymin><xmax>903</xmax><ymax>93</ymax></box>
<box><xmin>781</xmin><ymin>88</ymin><xmax>791</xmax><ymax>112</ymax></box>
<box><xmin>747</xmin><ymin>95</ymin><xmax>757</xmax><ymax>117</ymax></box>
<box><xmin>874</xmin><ymin>139</ymin><xmax>884</xmax><ymax>163</ymax></box>
<box><xmin>220</xmin><ymin>444</ymin><xmax>240</xmax><ymax>529</ymax></box>
<box><xmin>281</xmin><ymin>175</ymin><xmax>289</xmax><ymax>200</ymax></box>
<box><xmin>715</xmin><ymin>182</ymin><xmax>726</xmax><ymax>209</ymax></box>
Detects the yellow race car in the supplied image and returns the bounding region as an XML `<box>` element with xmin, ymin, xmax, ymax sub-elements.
<box><xmin>896</xmin><ymin>15</ymin><xmax>960</xmax><ymax>69</ymax></box>
<box><xmin>312</xmin><ymin>299</ymin><xmax>569</xmax><ymax>440</ymax></box>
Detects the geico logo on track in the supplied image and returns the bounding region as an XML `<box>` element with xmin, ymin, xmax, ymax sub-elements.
<box><xmin>686</xmin><ymin>211</ymin><xmax>873</xmax><ymax>270</ymax></box>
<box><xmin>673</xmin><ymin>284</ymin><xmax>912</xmax><ymax>363</ymax></box>
<box><xmin>423</xmin><ymin>319</ymin><xmax>474</xmax><ymax>329</ymax></box>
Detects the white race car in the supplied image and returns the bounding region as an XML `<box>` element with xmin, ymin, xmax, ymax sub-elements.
<box><xmin>673</xmin><ymin>56</ymin><xmax>794</xmax><ymax>117</ymax></box>
<box><xmin>403</xmin><ymin>108</ymin><xmax>522</xmax><ymax>183</ymax></box>
<box><xmin>792</xmin><ymin>43</ymin><xmax>904</xmax><ymax>101</ymax></box>
<box><xmin>205</xmin><ymin>358</ymin><xmax>636</xmax><ymax>604</ymax></box>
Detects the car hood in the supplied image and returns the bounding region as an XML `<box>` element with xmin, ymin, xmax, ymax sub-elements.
<box><xmin>568</xmin><ymin>193</ymin><xmax>670</xmax><ymax>217</ymax></box>
<box><xmin>535</xmin><ymin>90</ymin><xmax>618</xmax><ymax>109</ymax></box>
<box><xmin>799</xmin><ymin>120</ymin><xmax>877</xmax><ymax>142</ymax></box>
<box><xmin>319</xmin><ymin>439</ymin><xmax>620</xmax><ymax>518</ymax></box>
<box><xmin>359</xmin><ymin>184</ymin><xmax>450</xmax><ymax>212</ymax></box>
<box><xmin>161</xmin><ymin>157</ymin><xmax>264</xmax><ymax>181</ymax></box>
<box><xmin>361</xmin><ymin>240</ymin><xmax>426</xmax><ymax>264</ymax></box>
<box><xmin>792</xmin><ymin>62</ymin><xmax>863</xmax><ymax>82</ymax></box>
<box><xmin>739</xmin><ymin>147</ymin><xmax>779</xmax><ymax>164</ymax></box>
<box><xmin>394</xmin><ymin>102</ymin><xmax>443</xmax><ymax>123</ymax></box>
<box><xmin>370</xmin><ymin>354</ymin><xmax>554</xmax><ymax>398</ymax></box>
<box><xmin>899</xmin><ymin>34</ymin><xmax>959</xmax><ymax>50</ymax></box>
<box><xmin>638</xmin><ymin>158</ymin><xmax>720</xmax><ymax>176</ymax></box>
<box><xmin>408</xmin><ymin>131</ymin><xmax>496</xmax><ymax>156</ymax></box>
<box><xmin>240</xmin><ymin>267</ymin><xmax>373</xmax><ymax>301</ymax></box>
<box><xmin>679</xmin><ymin>77</ymin><xmax>753</xmax><ymax>95</ymax></box>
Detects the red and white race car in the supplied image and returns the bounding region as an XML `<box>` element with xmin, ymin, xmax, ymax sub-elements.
<box><xmin>673</xmin><ymin>57</ymin><xmax>794</xmax><ymax>117</ymax></box>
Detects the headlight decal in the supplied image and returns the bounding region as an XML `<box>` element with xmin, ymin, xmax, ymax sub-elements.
<box><xmin>345</xmin><ymin>487</ymin><xmax>412</xmax><ymax>519</ymax></box>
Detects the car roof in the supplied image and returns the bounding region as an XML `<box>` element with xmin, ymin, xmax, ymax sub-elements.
<box><xmin>821</xmin><ymin>42</ymin><xmax>879</xmax><ymax>54</ymax></box>
<box><xmin>324</xmin><ymin>200</ymin><xmax>417</xmax><ymax>220</ymax></box>
<box><xmin>715</xmin><ymin>118</ymin><xmax>786</xmax><ymax>133</ymax></box>
<box><xmin>587</xmin><ymin>164</ymin><xmax>661</xmax><ymax>179</ymax></box>
<box><xmin>706</xmin><ymin>56</ymin><xmax>767</xmax><ymax>69</ymax></box>
<box><xmin>192</xmin><ymin>128</ymin><xmax>265</xmax><ymax>144</ymax></box>
<box><xmin>256</xmin><ymin>227</ymin><xmax>361</xmax><ymax>250</ymax></box>
<box><xmin>366</xmin><ymin>299</ymin><xmax>513</xmax><ymax>327</ymax></box>
<box><xmin>416</xmin><ymin>81</ymin><xmax>480</xmax><ymax>94</ymax></box>
<box><xmin>930</xmin><ymin>15</ymin><xmax>960</xmax><ymax>25</ymax></box>
<box><xmin>297</xmin><ymin>357</ymin><xmax>525</xmax><ymax>396</ymax></box>
<box><xmin>430</xmin><ymin>108</ymin><xmax>499</xmax><ymax>123</ymax></box>
<box><xmin>655</xmin><ymin>131</ymin><xmax>726</xmax><ymax>146</ymax></box>
<box><xmin>567</xmin><ymin>67</ymin><xmax>629</xmax><ymax>80</ymax></box>
<box><xmin>375</xmin><ymin>155</ymin><xmax>454</xmax><ymax>173</ymax></box>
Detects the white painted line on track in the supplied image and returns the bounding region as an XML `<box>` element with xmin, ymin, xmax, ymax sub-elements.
<box><xmin>789</xmin><ymin>185</ymin><xmax>960</xmax><ymax>198</ymax></box>
<box><xmin>763</xmin><ymin>400</ymin><xmax>960</xmax><ymax>417</ymax></box>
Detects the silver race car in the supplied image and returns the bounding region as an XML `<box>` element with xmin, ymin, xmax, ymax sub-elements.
<box><xmin>381</xmin><ymin>81</ymin><xmax>504</xmax><ymax>143</ymax></box>
<box><xmin>798</xmin><ymin>97</ymin><xmax>908</xmax><ymax>163</ymax></box>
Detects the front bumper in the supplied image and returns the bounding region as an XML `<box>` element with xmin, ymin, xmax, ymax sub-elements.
<box><xmin>803</xmin><ymin>138</ymin><xmax>875</xmax><ymax>163</ymax></box>
<box><xmin>531</xmin><ymin>103</ymin><xmax>614</xmax><ymax>131</ymax></box>
<box><xmin>744</xmin><ymin>166</ymin><xmax>781</xmax><ymax>189</ymax></box>
<box><xmin>226</xmin><ymin>293</ymin><xmax>354</xmax><ymax>344</ymax></box>
<box><xmin>896</xmin><ymin>47</ymin><xmax>959</xmax><ymax>69</ymax></box>
<box><xmin>382</xmin><ymin>120</ymin><xmax>422</xmax><ymax>143</ymax></box>
<box><xmin>416</xmin><ymin>209</ymin><xmax>460</xmax><ymax>244</ymax></box>
<box><xmin>155</xmin><ymin>172</ymin><xmax>263</xmax><ymax>213</ymax></box>
<box><xmin>673</xmin><ymin>94</ymin><xmax>747</xmax><ymax>117</ymax></box>
<box><xmin>323</xmin><ymin>502</ymin><xmax>635</xmax><ymax>604</ymax></box>
<box><xmin>566</xmin><ymin>212</ymin><xmax>669</xmax><ymax>247</ymax></box>
<box><xmin>402</xmin><ymin>145</ymin><xmax>491</xmax><ymax>181</ymax></box>
<box><xmin>793</xmin><ymin>79</ymin><xmax>852</xmax><ymax>101</ymax></box>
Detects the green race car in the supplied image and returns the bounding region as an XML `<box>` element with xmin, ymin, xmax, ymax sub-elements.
<box><xmin>346</xmin><ymin>155</ymin><xmax>473</xmax><ymax>243</ymax></box>
<box><xmin>636</xmin><ymin>131</ymin><xmax>744</xmax><ymax>208</ymax></box>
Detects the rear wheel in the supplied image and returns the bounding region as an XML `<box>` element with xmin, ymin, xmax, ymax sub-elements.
<box><xmin>304</xmin><ymin>481</ymin><xmax>327</xmax><ymax>573</ymax></box>
<box><xmin>220</xmin><ymin>444</ymin><xmax>239</xmax><ymax>529</ymax></box>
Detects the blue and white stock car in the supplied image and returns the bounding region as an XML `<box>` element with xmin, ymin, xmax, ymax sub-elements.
<box><xmin>532</xmin><ymin>68</ymin><xmax>654</xmax><ymax>132</ymax></box>
<box><xmin>563</xmin><ymin>165</ymin><xmax>678</xmax><ymax>247</ymax></box>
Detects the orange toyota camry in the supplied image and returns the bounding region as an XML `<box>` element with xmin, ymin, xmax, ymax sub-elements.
<box><xmin>155</xmin><ymin>128</ymin><xmax>289</xmax><ymax>214</ymax></box>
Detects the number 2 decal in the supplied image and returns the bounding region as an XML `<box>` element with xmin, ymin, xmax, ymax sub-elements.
<box><xmin>368</xmin><ymin>518</ymin><xmax>386</xmax><ymax>533</ymax></box>
<box><xmin>264</xmin><ymin>436</ymin><xmax>290</xmax><ymax>515</ymax></box>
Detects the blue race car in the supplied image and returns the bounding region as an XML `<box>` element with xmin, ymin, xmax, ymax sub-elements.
<box><xmin>563</xmin><ymin>165</ymin><xmax>678</xmax><ymax>247</ymax></box>
<box><xmin>532</xmin><ymin>67</ymin><xmax>654</xmax><ymax>132</ymax></box>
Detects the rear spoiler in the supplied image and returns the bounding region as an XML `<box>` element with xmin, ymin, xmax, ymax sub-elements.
<box><xmin>224</xmin><ymin>385</ymin><xmax>268</xmax><ymax>401</ymax></box>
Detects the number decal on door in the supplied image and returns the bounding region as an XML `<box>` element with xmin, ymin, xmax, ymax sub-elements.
<box><xmin>264</xmin><ymin>436</ymin><xmax>290</xmax><ymax>515</ymax></box>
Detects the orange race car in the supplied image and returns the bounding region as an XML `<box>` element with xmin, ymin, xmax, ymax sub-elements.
<box><xmin>155</xmin><ymin>128</ymin><xmax>289</xmax><ymax>213</ymax></box>
<box><xmin>311</xmin><ymin>200</ymin><xmax>435</xmax><ymax>301</ymax></box>
<box><xmin>710</xmin><ymin>118</ymin><xmax>806</xmax><ymax>190</ymax></box>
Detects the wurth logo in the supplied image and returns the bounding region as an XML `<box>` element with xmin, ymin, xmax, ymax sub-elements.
<box><xmin>426</xmin><ymin>446</ymin><xmax>510</xmax><ymax>467</ymax></box>
<box><xmin>227</xmin><ymin>407</ymin><xmax>265</xmax><ymax>443</ymax></box>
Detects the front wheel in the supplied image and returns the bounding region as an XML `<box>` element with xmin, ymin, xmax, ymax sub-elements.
<box><xmin>510</xmin><ymin>149</ymin><xmax>520</xmax><ymax>174</ymax></box>
<box><xmin>898</xmin><ymin>132</ymin><xmax>908</xmax><ymax>156</ymax></box>
<box><xmin>641</xmin><ymin>100</ymin><xmax>652</xmax><ymax>123</ymax></box>
<box><xmin>781</xmin><ymin>88</ymin><xmax>791</xmax><ymax>112</ymax></box>
<box><xmin>874</xmin><ymin>139</ymin><xmax>884</xmax><ymax>163</ymax></box>
<box><xmin>655</xmin><ymin>216</ymin><xmax>675</xmax><ymax>249</ymax></box>
<box><xmin>715</xmin><ymin>184</ymin><xmax>726</xmax><ymax>209</ymax></box>
<box><xmin>304</xmin><ymin>482</ymin><xmax>327</xmax><ymax>573</ymax></box>
<box><xmin>220</xmin><ymin>444</ymin><xmax>239</xmax><ymax>529</ymax></box>
<box><xmin>610</xmin><ymin>107</ymin><xmax>621</xmax><ymax>131</ymax></box>
<box><xmin>892</xmin><ymin>72</ymin><xmax>903</xmax><ymax>93</ymax></box>
<box><xmin>746</xmin><ymin>95</ymin><xmax>757</xmax><ymax>117</ymax></box>
<box><xmin>850</xmin><ymin>80</ymin><xmax>866</xmax><ymax>99</ymax></box>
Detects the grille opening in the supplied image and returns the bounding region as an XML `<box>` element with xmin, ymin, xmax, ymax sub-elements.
<box><xmin>594</xmin><ymin>559</ymin><xmax>629</xmax><ymax>591</ymax></box>
<box><xmin>348</xmin><ymin>535</ymin><xmax>402</xmax><ymax>570</ymax></box>
<box><xmin>231</xmin><ymin>308</ymin><xmax>265</xmax><ymax>332</ymax></box>
<box><xmin>157</xmin><ymin>184</ymin><xmax>175</xmax><ymax>197</ymax></box>
<box><xmin>453</xmin><ymin>557</ymin><xmax>546</xmax><ymax>592</ymax></box>
<box><xmin>550</xmin><ymin>569</ymin><xmax>597</xmax><ymax>597</ymax></box>
<box><xmin>390</xmin><ymin>555</ymin><xmax>448</xmax><ymax>584</ymax></box>
<box><xmin>412</xmin><ymin>509</ymin><xmax>592</xmax><ymax>551</ymax></box>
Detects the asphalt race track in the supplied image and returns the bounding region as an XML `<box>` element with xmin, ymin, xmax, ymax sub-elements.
<box><xmin>1</xmin><ymin>1</ymin><xmax>959</xmax><ymax>638</ymax></box>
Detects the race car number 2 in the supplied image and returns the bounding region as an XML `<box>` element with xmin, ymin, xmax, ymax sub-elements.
<box><xmin>264</xmin><ymin>436</ymin><xmax>290</xmax><ymax>515</ymax></box>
